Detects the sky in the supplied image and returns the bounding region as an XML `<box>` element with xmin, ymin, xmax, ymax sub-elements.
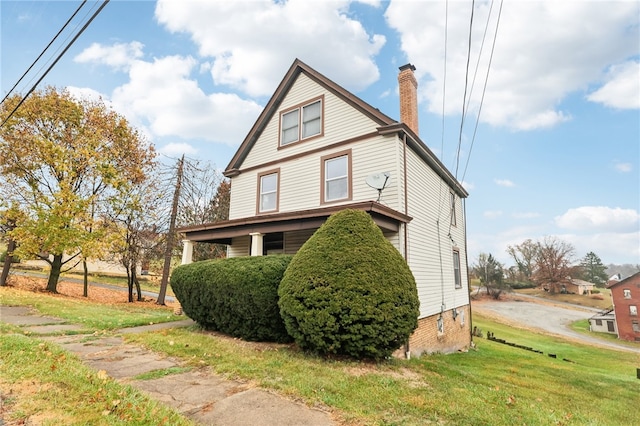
<box><xmin>1</xmin><ymin>0</ymin><xmax>639</xmax><ymax>267</ymax></box>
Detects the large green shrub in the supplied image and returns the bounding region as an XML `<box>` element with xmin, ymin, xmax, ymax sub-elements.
<box><xmin>171</xmin><ymin>255</ymin><xmax>293</xmax><ymax>342</ymax></box>
<box><xmin>278</xmin><ymin>209</ymin><xmax>419</xmax><ymax>359</ymax></box>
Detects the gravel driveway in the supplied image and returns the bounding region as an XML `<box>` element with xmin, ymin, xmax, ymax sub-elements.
<box><xmin>472</xmin><ymin>295</ymin><xmax>640</xmax><ymax>353</ymax></box>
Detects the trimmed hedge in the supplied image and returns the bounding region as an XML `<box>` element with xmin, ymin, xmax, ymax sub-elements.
<box><xmin>171</xmin><ymin>255</ymin><xmax>293</xmax><ymax>342</ymax></box>
<box><xmin>278</xmin><ymin>209</ymin><xmax>420</xmax><ymax>359</ymax></box>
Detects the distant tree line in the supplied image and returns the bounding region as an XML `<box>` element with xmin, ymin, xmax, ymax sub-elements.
<box><xmin>471</xmin><ymin>236</ymin><xmax>624</xmax><ymax>298</ymax></box>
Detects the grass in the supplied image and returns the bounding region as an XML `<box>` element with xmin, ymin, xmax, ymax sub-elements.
<box><xmin>12</xmin><ymin>265</ymin><xmax>175</xmax><ymax>297</ymax></box>
<box><xmin>515</xmin><ymin>287</ymin><xmax>612</xmax><ymax>310</ymax></box>
<box><xmin>126</xmin><ymin>316</ymin><xmax>640</xmax><ymax>425</ymax></box>
<box><xmin>0</xmin><ymin>334</ymin><xmax>194</xmax><ymax>425</ymax></box>
<box><xmin>0</xmin><ymin>286</ymin><xmax>182</xmax><ymax>332</ymax></box>
<box><xmin>2</xmin><ymin>285</ymin><xmax>639</xmax><ymax>425</ymax></box>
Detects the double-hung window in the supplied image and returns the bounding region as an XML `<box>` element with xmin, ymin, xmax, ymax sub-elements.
<box><xmin>453</xmin><ymin>250</ymin><xmax>462</xmax><ymax>289</ymax></box>
<box><xmin>258</xmin><ymin>170</ymin><xmax>279</xmax><ymax>213</ymax></box>
<box><xmin>321</xmin><ymin>150</ymin><xmax>351</xmax><ymax>203</ymax></box>
<box><xmin>280</xmin><ymin>97</ymin><xmax>323</xmax><ymax>146</ymax></box>
<box><xmin>450</xmin><ymin>192</ymin><xmax>457</xmax><ymax>226</ymax></box>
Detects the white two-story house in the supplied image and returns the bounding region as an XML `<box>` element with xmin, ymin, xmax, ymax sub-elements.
<box><xmin>178</xmin><ymin>59</ymin><xmax>471</xmax><ymax>356</ymax></box>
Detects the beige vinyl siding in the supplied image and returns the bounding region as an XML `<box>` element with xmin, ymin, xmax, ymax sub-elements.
<box><xmin>350</xmin><ymin>136</ymin><xmax>400</xmax><ymax>209</ymax></box>
<box><xmin>228</xmin><ymin>173</ymin><xmax>256</xmax><ymax>220</ymax></box>
<box><xmin>241</xmin><ymin>74</ymin><xmax>383</xmax><ymax>169</ymax></box>
<box><xmin>283</xmin><ymin>229</ymin><xmax>316</xmax><ymax>254</ymax></box>
<box><xmin>404</xmin><ymin>148</ymin><xmax>469</xmax><ymax>318</ymax></box>
<box><xmin>231</xmin><ymin>134</ymin><xmax>402</xmax><ymax>219</ymax></box>
<box><xmin>228</xmin><ymin>236</ymin><xmax>250</xmax><ymax>258</ymax></box>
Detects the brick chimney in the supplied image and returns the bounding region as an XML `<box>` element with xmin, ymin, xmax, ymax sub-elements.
<box><xmin>398</xmin><ymin>64</ymin><xmax>418</xmax><ymax>135</ymax></box>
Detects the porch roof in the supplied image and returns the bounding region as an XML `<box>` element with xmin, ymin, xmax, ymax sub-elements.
<box><xmin>177</xmin><ymin>201</ymin><xmax>412</xmax><ymax>244</ymax></box>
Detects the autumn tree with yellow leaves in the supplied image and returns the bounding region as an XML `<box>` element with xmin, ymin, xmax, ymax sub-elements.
<box><xmin>0</xmin><ymin>86</ymin><xmax>156</xmax><ymax>293</ymax></box>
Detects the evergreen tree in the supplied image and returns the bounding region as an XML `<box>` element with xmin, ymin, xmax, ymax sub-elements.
<box><xmin>580</xmin><ymin>252</ymin><xmax>608</xmax><ymax>287</ymax></box>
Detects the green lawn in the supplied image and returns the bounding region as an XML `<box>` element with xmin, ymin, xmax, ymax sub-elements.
<box><xmin>2</xmin><ymin>285</ymin><xmax>639</xmax><ymax>425</ymax></box>
<box><xmin>0</xmin><ymin>286</ymin><xmax>182</xmax><ymax>332</ymax></box>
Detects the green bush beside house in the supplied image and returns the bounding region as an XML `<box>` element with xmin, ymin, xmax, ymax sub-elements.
<box><xmin>171</xmin><ymin>255</ymin><xmax>293</xmax><ymax>343</ymax></box>
<box><xmin>278</xmin><ymin>209</ymin><xmax>420</xmax><ymax>360</ymax></box>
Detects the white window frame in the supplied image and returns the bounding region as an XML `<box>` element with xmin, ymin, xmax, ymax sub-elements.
<box><xmin>453</xmin><ymin>249</ymin><xmax>462</xmax><ymax>289</ymax></box>
<box><xmin>279</xmin><ymin>97</ymin><xmax>323</xmax><ymax>147</ymax></box>
<box><xmin>624</xmin><ymin>289</ymin><xmax>631</xmax><ymax>299</ymax></box>
<box><xmin>257</xmin><ymin>169</ymin><xmax>279</xmax><ymax>213</ymax></box>
<box><xmin>321</xmin><ymin>150</ymin><xmax>351</xmax><ymax>204</ymax></box>
<box><xmin>630</xmin><ymin>305</ymin><xmax>638</xmax><ymax>316</ymax></box>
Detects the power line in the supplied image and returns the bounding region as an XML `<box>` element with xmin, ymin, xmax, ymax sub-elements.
<box><xmin>461</xmin><ymin>0</ymin><xmax>504</xmax><ymax>183</ymax></box>
<box><xmin>0</xmin><ymin>0</ymin><xmax>111</xmax><ymax>129</ymax></box>
<box><xmin>1</xmin><ymin>1</ymin><xmax>88</xmax><ymax>105</ymax></box>
<box><xmin>454</xmin><ymin>0</ymin><xmax>476</xmax><ymax>179</ymax></box>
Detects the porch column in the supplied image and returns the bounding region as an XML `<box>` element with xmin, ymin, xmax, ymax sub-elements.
<box><xmin>181</xmin><ymin>239</ymin><xmax>194</xmax><ymax>264</ymax></box>
<box><xmin>249</xmin><ymin>232</ymin><xmax>264</xmax><ymax>256</ymax></box>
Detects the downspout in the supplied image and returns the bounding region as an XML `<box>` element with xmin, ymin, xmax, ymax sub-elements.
<box><xmin>403</xmin><ymin>133</ymin><xmax>411</xmax><ymax>359</ymax></box>
<box><xmin>463</xmin><ymin>198</ymin><xmax>474</xmax><ymax>348</ymax></box>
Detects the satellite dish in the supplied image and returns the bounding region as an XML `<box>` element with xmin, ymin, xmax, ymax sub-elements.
<box><xmin>366</xmin><ymin>172</ymin><xmax>391</xmax><ymax>201</ymax></box>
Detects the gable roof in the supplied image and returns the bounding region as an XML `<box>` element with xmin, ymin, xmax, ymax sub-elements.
<box><xmin>224</xmin><ymin>58</ymin><xmax>468</xmax><ymax>198</ymax></box>
<box><xmin>607</xmin><ymin>271</ymin><xmax>640</xmax><ymax>289</ymax></box>
<box><xmin>225</xmin><ymin>58</ymin><xmax>395</xmax><ymax>174</ymax></box>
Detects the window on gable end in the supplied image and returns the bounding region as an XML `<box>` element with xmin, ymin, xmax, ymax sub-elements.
<box><xmin>630</xmin><ymin>305</ymin><xmax>638</xmax><ymax>316</ymax></box>
<box><xmin>624</xmin><ymin>289</ymin><xmax>631</xmax><ymax>299</ymax></box>
<box><xmin>321</xmin><ymin>150</ymin><xmax>351</xmax><ymax>204</ymax></box>
<box><xmin>279</xmin><ymin>97</ymin><xmax>323</xmax><ymax>147</ymax></box>
<box><xmin>257</xmin><ymin>169</ymin><xmax>279</xmax><ymax>213</ymax></box>
<box><xmin>281</xmin><ymin>110</ymin><xmax>299</xmax><ymax>145</ymax></box>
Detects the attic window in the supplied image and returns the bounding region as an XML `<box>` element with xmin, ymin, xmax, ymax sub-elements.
<box><xmin>624</xmin><ymin>289</ymin><xmax>631</xmax><ymax>299</ymax></box>
<box><xmin>279</xmin><ymin>96</ymin><xmax>323</xmax><ymax>146</ymax></box>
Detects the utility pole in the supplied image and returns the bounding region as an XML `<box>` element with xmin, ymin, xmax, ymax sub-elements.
<box><xmin>157</xmin><ymin>154</ymin><xmax>184</xmax><ymax>305</ymax></box>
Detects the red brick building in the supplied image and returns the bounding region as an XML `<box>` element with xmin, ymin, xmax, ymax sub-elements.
<box><xmin>607</xmin><ymin>272</ymin><xmax>640</xmax><ymax>342</ymax></box>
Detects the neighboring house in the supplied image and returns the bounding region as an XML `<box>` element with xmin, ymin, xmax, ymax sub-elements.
<box><xmin>607</xmin><ymin>272</ymin><xmax>640</xmax><ymax>342</ymax></box>
<box><xmin>563</xmin><ymin>278</ymin><xmax>594</xmax><ymax>295</ymax></box>
<box><xmin>178</xmin><ymin>59</ymin><xmax>470</xmax><ymax>356</ymax></box>
<box><xmin>588</xmin><ymin>307</ymin><xmax>616</xmax><ymax>335</ymax></box>
<box><xmin>607</xmin><ymin>273</ymin><xmax>621</xmax><ymax>287</ymax></box>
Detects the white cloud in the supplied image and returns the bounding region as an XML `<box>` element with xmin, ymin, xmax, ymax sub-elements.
<box><xmin>154</xmin><ymin>0</ymin><xmax>385</xmax><ymax>97</ymax></box>
<box><xmin>158</xmin><ymin>142</ymin><xmax>197</xmax><ymax>157</ymax></box>
<box><xmin>555</xmin><ymin>206</ymin><xmax>640</xmax><ymax>233</ymax></box>
<box><xmin>385</xmin><ymin>0</ymin><xmax>639</xmax><ymax>130</ymax></box>
<box><xmin>66</xmin><ymin>86</ymin><xmax>109</xmax><ymax>105</ymax></box>
<box><xmin>494</xmin><ymin>178</ymin><xmax>515</xmax><ymax>187</ymax></box>
<box><xmin>110</xmin><ymin>55</ymin><xmax>263</xmax><ymax>146</ymax></box>
<box><xmin>461</xmin><ymin>180</ymin><xmax>474</xmax><ymax>191</ymax></box>
<box><xmin>557</xmin><ymin>231</ymin><xmax>640</xmax><ymax>265</ymax></box>
<box><xmin>614</xmin><ymin>162</ymin><xmax>633</xmax><ymax>173</ymax></box>
<box><xmin>483</xmin><ymin>210</ymin><xmax>502</xmax><ymax>219</ymax></box>
<box><xmin>587</xmin><ymin>61</ymin><xmax>640</xmax><ymax>110</ymax></box>
<box><xmin>74</xmin><ymin>41</ymin><xmax>144</xmax><ymax>71</ymax></box>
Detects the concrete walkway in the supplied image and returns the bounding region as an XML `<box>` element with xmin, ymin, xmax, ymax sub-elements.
<box><xmin>0</xmin><ymin>305</ymin><xmax>336</xmax><ymax>426</ymax></box>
